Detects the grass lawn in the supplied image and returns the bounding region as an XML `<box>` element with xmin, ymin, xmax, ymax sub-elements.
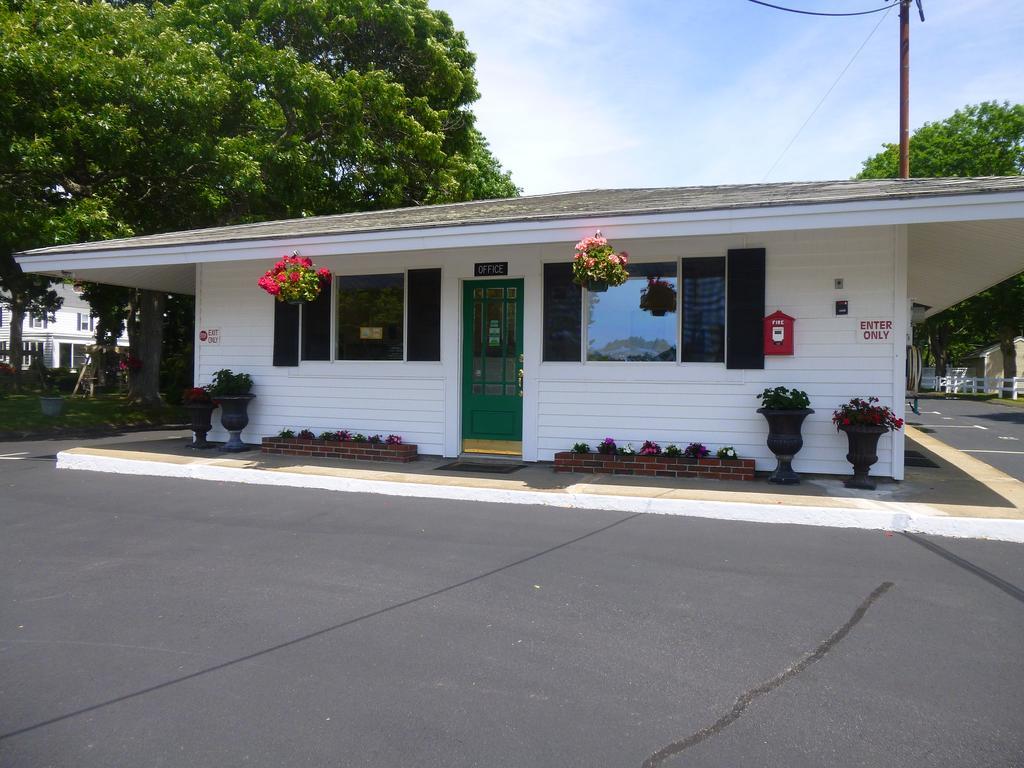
<box><xmin>0</xmin><ymin>393</ymin><xmax>185</xmax><ymax>435</ymax></box>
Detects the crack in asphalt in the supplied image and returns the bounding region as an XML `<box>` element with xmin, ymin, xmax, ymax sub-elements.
<box><xmin>900</xmin><ymin>532</ymin><xmax>1024</xmax><ymax>605</ymax></box>
<box><xmin>641</xmin><ymin>581</ymin><xmax>894</xmax><ymax>768</ymax></box>
<box><xmin>0</xmin><ymin>511</ymin><xmax>642</xmax><ymax>742</ymax></box>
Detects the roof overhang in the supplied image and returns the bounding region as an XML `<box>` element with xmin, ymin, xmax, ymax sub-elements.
<box><xmin>16</xmin><ymin>188</ymin><xmax>1024</xmax><ymax>311</ymax></box>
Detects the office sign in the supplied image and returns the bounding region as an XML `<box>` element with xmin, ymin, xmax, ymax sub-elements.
<box><xmin>474</xmin><ymin>262</ymin><xmax>508</xmax><ymax>277</ymax></box>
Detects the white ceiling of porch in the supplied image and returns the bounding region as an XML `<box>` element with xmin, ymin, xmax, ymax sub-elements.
<box><xmin>908</xmin><ymin>219</ymin><xmax>1024</xmax><ymax>316</ymax></box>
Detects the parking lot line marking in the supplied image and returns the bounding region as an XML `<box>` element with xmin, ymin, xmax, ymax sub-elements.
<box><xmin>0</xmin><ymin>453</ymin><xmax>28</xmax><ymax>460</ymax></box>
<box><xmin>962</xmin><ymin>449</ymin><xmax>1024</xmax><ymax>455</ymax></box>
<box><xmin>919</xmin><ymin>425</ymin><xmax>987</xmax><ymax>429</ymax></box>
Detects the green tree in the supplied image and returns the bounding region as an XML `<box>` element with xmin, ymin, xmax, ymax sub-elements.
<box><xmin>1</xmin><ymin>0</ymin><xmax>516</xmax><ymax>402</ymax></box>
<box><xmin>857</xmin><ymin>101</ymin><xmax>1024</xmax><ymax>387</ymax></box>
<box><xmin>858</xmin><ymin>101</ymin><xmax>1024</xmax><ymax>179</ymax></box>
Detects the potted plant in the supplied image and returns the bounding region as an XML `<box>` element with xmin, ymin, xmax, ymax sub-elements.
<box><xmin>257</xmin><ymin>252</ymin><xmax>332</xmax><ymax>304</ymax></box>
<box><xmin>833</xmin><ymin>397</ymin><xmax>904</xmax><ymax>490</ymax></box>
<box><xmin>39</xmin><ymin>388</ymin><xmax>66</xmax><ymax>417</ymax></box>
<box><xmin>640</xmin><ymin>277</ymin><xmax>676</xmax><ymax>316</ymax></box>
<box><xmin>756</xmin><ymin>386</ymin><xmax>814</xmax><ymax>484</ymax></box>
<box><xmin>182</xmin><ymin>386</ymin><xmax>218</xmax><ymax>449</ymax></box>
<box><xmin>571</xmin><ymin>231</ymin><xmax>629</xmax><ymax>292</ymax></box>
<box><xmin>208</xmin><ymin>369</ymin><xmax>255</xmax><ymax>452</ymax></box>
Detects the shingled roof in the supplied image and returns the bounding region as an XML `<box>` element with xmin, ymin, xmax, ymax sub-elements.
<box><xmin>20</xmin><ymin>176</ymin><xmax>1024</xmax><ymax>256</ymax></box>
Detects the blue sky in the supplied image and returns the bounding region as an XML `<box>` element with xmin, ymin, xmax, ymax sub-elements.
<box><xmin>431</xmin><ymin>0</ymin><xmax>1024</xmax><ymax>194</ymax></box>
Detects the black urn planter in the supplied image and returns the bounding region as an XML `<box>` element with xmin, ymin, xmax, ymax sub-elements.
<box><xmin>839</xmin><ymin>425</ymin><xmax>887</xmax><ymax>490</ymax></box>
<box><xmin>216</xmin><ymin>394</ymin><xmax>255</xmax><ymax>452</ymax></box>
<box><xmin>183</xmin><ymin>402</ymin><xmax>217</xmax><ymax>449</ymax></box>
<box><xmin>757</xmin><ymin>408</ymin><xmax>814</xmax><ymax>484</ymax></box>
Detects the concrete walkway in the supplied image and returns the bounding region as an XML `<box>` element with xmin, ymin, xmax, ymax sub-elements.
<box><xmin>55</xmin><ymin>426</ymin><xmax>1024</xmax><ymax>542</ymax></box>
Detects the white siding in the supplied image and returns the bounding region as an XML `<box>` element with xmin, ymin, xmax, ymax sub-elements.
<box><xmin>533</xmin><ymin>226</ymin><xmax>902</xmax><ymax>477</ymax></box>
<box><xmin>196</xmin><ymin>226</ymin><xmax>903</xmax><ymax>477</ymax></box>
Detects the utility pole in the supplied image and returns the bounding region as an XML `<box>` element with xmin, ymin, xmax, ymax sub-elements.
<box><xmin>899</xmin><ymin>0</ymin><xmax>924</xmax><ymax>179</ymax></box>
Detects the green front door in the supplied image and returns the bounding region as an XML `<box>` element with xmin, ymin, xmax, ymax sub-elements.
<box><xmin>462</xmin><ymin>279</ymin><xmax>524</xmax><ymax>455</ymax></box>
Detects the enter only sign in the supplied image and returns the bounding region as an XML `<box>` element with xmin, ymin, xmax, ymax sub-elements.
<box><xmin>858</xmin><ymin>319</ymin><xmax>892</xmax><ymax>342</ymax></box>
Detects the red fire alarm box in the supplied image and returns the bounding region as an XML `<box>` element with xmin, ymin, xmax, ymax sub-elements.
<box><xmin>764</xmin><ymin>311</ymin><xmax>795</xmax><ymax>356</ymax></box>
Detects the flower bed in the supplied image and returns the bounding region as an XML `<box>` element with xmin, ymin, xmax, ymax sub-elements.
<box><xmin>261</xmin><ymin>436</ymin><xmax>418</xmax><ymax>463</ymax></box>
<box><xmin>553</xmin><ymin>451</ymin><xmax>755</xmax><ymax>480</ymax></box>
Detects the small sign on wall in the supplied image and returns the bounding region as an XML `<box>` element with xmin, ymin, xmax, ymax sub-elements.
<box><xmin>198</xmin><ymin>329</ymin><xmax>220</xmax><ymax>344</ymax></box>
<box><xmin>858</xmin><ymin>319</ymin><xmax>893</xmax><ymax>342</ymax></box>
<box><xmin>359</xmin><ymin>326</ymin><xmax>384</xmax><ymax>340</ymax></box>
<box><xmin>474</xmin><ymin>262</ymin><xmax>508</xmax><ymax>277</ymax></box>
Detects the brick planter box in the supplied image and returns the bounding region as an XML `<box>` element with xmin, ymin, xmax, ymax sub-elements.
<box><xmin>553</xmin><ymin>452</ymin><xmax>755</xmax><ymax>481</ymax></box>
<box><xmin>261</xmin><ymin>437</ymin><xmax>418</xmax><ymax>463</ymax></box>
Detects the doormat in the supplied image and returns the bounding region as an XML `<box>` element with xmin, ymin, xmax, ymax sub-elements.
<box><xmin>904</xmin><ymin>450</ymin><xmax>941</xmax><ymax>469</ymax></box>
<box><xmin>436</xmin><ymin>461</ymin><xmax>527</xmax><ymax>474</ymax></box>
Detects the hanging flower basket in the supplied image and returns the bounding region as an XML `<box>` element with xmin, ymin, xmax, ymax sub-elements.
<box><xmin>257</xmin><ymin>253</ymin><xmax>332</xmax><ymax>303</ymax></box>
<box><xmin>571</xmin><ymin>231</ymin><xmax>629</xmax><ymax>290</ymax></box>
<box><xmin>640</xmin><ymin>277</ymin><xmax>676</xmax><ymax>316</ymax></box>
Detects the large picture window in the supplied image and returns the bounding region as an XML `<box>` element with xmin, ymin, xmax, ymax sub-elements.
<box><xmin>680</xmin><ymin>257</ymin><xmax>725</xmax><ymax>363</ymax></box>
<box><xmin>336</xmin><ymin>274</ymin><xmax>404</xmax><ymax>360</ymax></box>
<box><xmin>586</xmin><ymin>262</ymin><xmax>677</xmax><ymax>362</ymax></box>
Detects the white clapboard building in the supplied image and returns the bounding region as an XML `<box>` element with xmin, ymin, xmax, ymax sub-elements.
<box><xmin>0</xmin><ymin>283</ymin><xmax>128</xmax><ymax>371</ymax></box>
<box><xmin>16</xmin><ymin>178</ymin><xmax>1024</xmax><ymax>479</ymax></box>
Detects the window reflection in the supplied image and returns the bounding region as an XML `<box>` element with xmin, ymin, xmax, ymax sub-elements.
<box><xmin>586</xmin><ymin>262</ymin><xmax>677</xmax><ymax>362</ymax></box>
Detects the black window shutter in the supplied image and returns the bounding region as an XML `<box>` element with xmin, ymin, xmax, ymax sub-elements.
<box><xmin>407</xmin><ymin>268</ymin><xmax>442</xmax><ymax>361</ymax></box>
<box><xmin>726</xmin><ymin>248</ymin><xmax>766</xmax><ymax>370</ymax></box>
<box><xmin>301</xmin><ymin>287</ymin><xmax>332</xmax><ymax>361</ymax></box>
<box><xmin>543</xmin><ymin>262</ymin><xmax>582</xmax><ymax>362</ymax></box>
<box><xmin>273</xmin><ymin>301</ymin><xmax>300</xmax><ymax>367</ymax></box>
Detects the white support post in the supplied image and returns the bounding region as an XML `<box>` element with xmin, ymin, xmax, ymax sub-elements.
<box><xmin>892</xmin><ymin>226</ymin><xmax>908</xmax><ymax>481</ymax></box>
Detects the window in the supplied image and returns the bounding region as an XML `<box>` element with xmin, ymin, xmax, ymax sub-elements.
<box><xmin>336</xmin><ymin>274</ymin><xmax>404</xmax><ymax>360</ymax></box>
<box><xmin>542</xmin><ymin>262</ymin><xmax>582</xmax><ymax>362</ymax></box>
<box><xmin>586</xmin><ymin>262</ymin><xmax>678</xmax><ymax>362</ymax></box>
<box><xmin>680</xmin><ymin>257</ymin><xmax>726</xmax><ymax>363</ymax></box>
<box><xmin>59</xmin><ymin>343</ymin><xmax>89</xmax><ymax>370</ymax></box>
<box><xmin>22</xmin><ymin>341</ymin><xmax>45</xmax><ymax>368</ymax></box>
<box><xmin>77</xmin><ymin>313</ymin><xmax>94</xmax><ymax>332</ymax></box>
<box><xmin>28</xmin><ymin>315</ymin><xmax>47</xmax><ymax>329</ymax></box>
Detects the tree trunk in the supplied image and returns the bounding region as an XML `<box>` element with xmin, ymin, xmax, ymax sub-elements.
<box><xmin>999</xmin><ymin>325</ymin><xmax>1018</xmax><ymax>398</ymax></box>
<box><xmin>929</xmin><ymin>323</ymin><xmax>952</xmax><ymax>378</ymax></box>
<box><xmin>8</xmin><ymin>302</ymin><xmax>25</xmax><ymax>392</ymax></box>
<box><xmin>127</xmin><ymin>289</ymin><xmax>165</xmax><ymax>404</ymax></box>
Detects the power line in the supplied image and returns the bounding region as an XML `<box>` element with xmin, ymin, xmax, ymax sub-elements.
<box><xmin>746</xmin><ymin>0</ymin><xmax>895</xmax><ymax>17</ymax></box>
<box><xmin>761</xmin><ymin>3</ymin><xmax>895</xmax><ymax>181</ymax></box>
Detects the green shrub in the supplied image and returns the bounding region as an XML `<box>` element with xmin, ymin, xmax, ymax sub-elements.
<box><xmin>757</xmin><ymin>386</ymin><xmax>810</xmax><ymax>410</ymax></box>
<box><xmin>208</xmin><ymin>369</ymin><xmax>253</xmax><ymax>396</ymax></box>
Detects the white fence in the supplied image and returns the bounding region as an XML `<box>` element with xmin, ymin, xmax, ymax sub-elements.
<box><xmin>921</xmin><ymin>374</ymin><xmax>1024</xmax><ymax>399</ymax></box>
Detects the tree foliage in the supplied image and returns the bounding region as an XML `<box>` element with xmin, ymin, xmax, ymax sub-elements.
<box><xmin>857</xmin><ymin>102</ymin><xmax>1024</xmax><ymax>384</ymax></box>
<box><xmin>0</xmin><ymin>0</ymin><xmax>517</xmax><ymax>398</ymax></box>
<box><xmin>857</xmin><ymin>101</ymin><xmax>1024</xmax><ymax>179</ymax></box>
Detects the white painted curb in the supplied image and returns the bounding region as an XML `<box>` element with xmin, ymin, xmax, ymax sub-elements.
<box><xmin>56</xmin><ymin>451</ymin><xmax>1024</xmax><ymax>543</ymax></box>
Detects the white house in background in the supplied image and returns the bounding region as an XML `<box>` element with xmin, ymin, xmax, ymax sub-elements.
<box><xmin>0</xmin><ymin>283</ymin><xmax>128</xmax><ymax>371</ymax></box>
<box><xmin>15</xmin><ymin>177</ymin><xmax>1024</xmax><ymax>480</ymax></box>
<box><xmin>961</xmin><ymin>337</ymin><xmax>1024</xmax><ymax>380</ymax></box>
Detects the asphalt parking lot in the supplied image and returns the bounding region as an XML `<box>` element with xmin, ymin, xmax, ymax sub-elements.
<box><xmin>1</xmin><ymin>433</ymin><xmax>1023</xmax><ymax>767</ymax></box>
<box><xmin>909</xmin><ymin>397</ymin><xmax>1024</xmax><ymax>481</ymax></box>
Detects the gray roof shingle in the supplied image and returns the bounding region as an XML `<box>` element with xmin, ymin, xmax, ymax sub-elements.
<box><xmin>19</xmin><ymin>177</ymin><xmax>1024</xmax><ymax>257</ymax></box>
